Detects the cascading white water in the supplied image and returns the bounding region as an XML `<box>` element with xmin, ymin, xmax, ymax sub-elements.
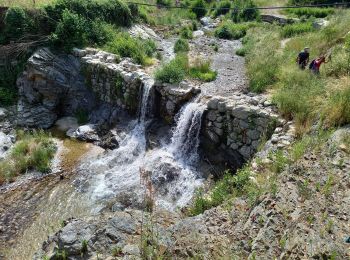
<box><xmin>79</xmin><ymin>80</ymin><xmax>205</xmax><ymax>211</ymax></box>
<box><xmin>168</xmin><ymin>102</ymin><xmax>205</xmax><ymax>165</ymax></box>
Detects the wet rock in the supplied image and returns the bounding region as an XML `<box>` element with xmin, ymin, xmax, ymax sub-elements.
<box><xmin>74</xmin><ymin>124</ymin><xmax>100</xmax><ymax>142</ymax></box>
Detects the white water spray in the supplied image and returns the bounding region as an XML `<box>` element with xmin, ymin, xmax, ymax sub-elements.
<box><xmin>79</xmin><ymin>80</ymin><xmax>205</xmax><ymax>210</ymax></box>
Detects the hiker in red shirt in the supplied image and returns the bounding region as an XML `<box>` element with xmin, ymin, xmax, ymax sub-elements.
<box><xmin>310</xmin><ymin>56</ymin><xmax>328</xmax><ymax>74</ymax></box>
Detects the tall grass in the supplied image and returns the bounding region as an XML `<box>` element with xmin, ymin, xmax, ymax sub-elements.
<box><xmin>281</xmin><ymin>22</ymin><xmax>314</xmax><ymax>38</ymax></box>
<box><xmin>322</xmin><ymin>86</ymin><xmax>350</xmax><ymax>127</ymax></box>
<box><xmin>0</xmin><ymin>130</ymin><xmax>56</xmax><ymax>184</ymax></box>
<box><xmin>104</xmin><ymin>32</ymin><xmax>157</xmax><ymax>65</ymax></box>
<box><xmin>242</xmin><ymin>9</ymin><xmax>350</xmax><ymax>133</ymax></box>
<box><xmin>155</xmin><ymin>53</ymin><xmax>217</xmax><ymax>84</ymax></box>
<box><xmin>245</xmin><ymin>26</ymin><xmax>282</xmax><ymax>93</ymax></box>
<box><xmin>189</xmin><ymin>167</ymin><xmax>257</xmax><ymax>216</ymax></box>
<box><xmin>285</xmin><ymin>7</ymin><xmax>334</xmax><ymax>18</ymax></box>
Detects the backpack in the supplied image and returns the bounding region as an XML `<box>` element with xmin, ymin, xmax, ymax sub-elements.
<box><xmin>309</xmin><ymin>59</ymin><xmax>315</xmax><ymax>70</ymax></box>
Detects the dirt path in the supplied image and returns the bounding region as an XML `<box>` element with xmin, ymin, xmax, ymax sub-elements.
<box><xmin>189</xmin><ymin>35</ymin><xmax>248</xmax><ymax>96</ymax></box>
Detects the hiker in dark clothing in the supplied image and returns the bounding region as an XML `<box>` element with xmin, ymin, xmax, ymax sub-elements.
<box><xmin>296</xmin><ymin>47</ymin><xmax>310</xmax><ymax>70</ymax></box>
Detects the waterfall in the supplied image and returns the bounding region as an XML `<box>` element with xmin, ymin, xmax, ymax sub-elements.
<box><xmin>168</xmin><ymin>102</ymin><xmax>205</xmax><ymax>165</ymax></box>
<box><xmin>79</xmin><ymin>83</ymin><xmax>204</xmax><ymax>211</ymax></box>
<box><xmin>138</xmin><ymin>79</ymin><xmax>154</xmax><ymax>124</ymax></box>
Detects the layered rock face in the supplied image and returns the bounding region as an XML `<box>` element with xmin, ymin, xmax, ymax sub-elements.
<box><xmin>16</xmin><ymin>48</ymin><xmax>200</xmax><ymax>129</ymax></box>
<box><xmin>17</xmin><ymin>48</ymin><xmax>96</xmax><ymax>128</ymax></box>
<box><xmin>201</xmin><ymin>95</ymin><xmax>280</xmax><ymax>169</ymax></box>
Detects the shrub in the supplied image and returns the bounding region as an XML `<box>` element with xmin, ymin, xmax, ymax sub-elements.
<box><xmin>46</xmin><ymin>0</ymin><xmax>133</xmax><ymax>27</ymax></box>
<box><xmin>179</xmin><ymin>26</ymin><xmax>193</xmax><ymax>39</ymax></box>
<box><xmin>286</xmin><ymin>7</ymin><xmax>334</xmax><ymax>18</ymax></box>
<box><xmin>105</xmin><ymin>33</ymin><xmax>156</xmax><ymax>65</ymax></box>
<box><xmin>191</xmin><ymin>0</ymin><xmax>207</xmax><ymax>19</ymax></box>
<box><xmin>3</xmin><ymin>7</ymin><xmax>28</xmax><ymax>40</ymax></box>
<box><xmin>174</xmin><ymin>38</ymin><xmax>189</xmax><ymax>53</ymax></box>
<box><xmin>155</xmin><ymin>54</ymin><xmax>188</xmax><ymax>84</ymax></box>
<box><xmin>0</xmin><ymin>131</ymin><xmax>56</xmax><ymax>184</ymax></box>
<box><xmin>215</xmin><ymin>21</ymin><xmax>255</xmax><ymax>40</ymax></box>
<box><xmin>189</xmin><ymin>59</ymin><xmax>217</xmax><ymax>82</ymax></box>
<box><xmin>51</xmin><ymin>12</ymin><xmax>112</xmax><ymax>51</ymax></box>
<box><xmin>281</xmin><ymin>22</ymin><xmax>314</xmax><ymax>38</ymax></box>
<box><xmin>213</xmin><ymin>1</ymin><xmax>231</xmax><ymax>17</ymax></box>
<box><xmin>231</xmin><ymin>0</ymin><xmax>260</xmax><ymax>23</ymax></box>
<box><xmin>236</xmin><ymin>47</ymin><xmax>247</xmax><ymax>56</ymax></box>
<box><xmin>50</xmin><ymin>10</ymin><xmax>92</xmax><ymax>51</ymax></box>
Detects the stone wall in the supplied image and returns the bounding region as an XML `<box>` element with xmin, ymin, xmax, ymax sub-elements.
<box><xmin>201</xmin><ymin>94</ymin><xmax>280</xmax><ymax>169</ymax></box>
<box><xmin>77</xmin><ymin>48</ymin><xmax>146</xmax><ymax>115</ymax></box>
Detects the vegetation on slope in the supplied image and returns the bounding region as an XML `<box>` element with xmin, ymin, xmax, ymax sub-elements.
<box><xmin>0</xmin><ymin>130</ymin><xmax>56</xmax><ymax>184</ymax></box>
<box><xmin>0</xmin><ymin>0</ymin><xmax>157</xmax><ymax>105</ymax></box>
<box><xmin>239</xmin><ymin>9</ymin><xmax>350</xmax><ymax>135</ymax></box>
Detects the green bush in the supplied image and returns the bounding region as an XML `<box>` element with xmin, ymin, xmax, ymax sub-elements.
<box><xmin>0</xmin><ymin>131</ymin><xmax>56</xmax><ymax>184</ymax></box>
<box><xmin>236</xmin><ymin>47</ymin><xmax>247</xmax><ymax>56</ymax></box>
<box><xmin>174</xmin><ymin>38</ymin><xmax>190</xmax><ymax>53</ymax></box>
<box><xmin>281</xmin><ymin>22</ymin><xmax>314</xmax><ymax>38</ymax></box>
<box><xmin>286</xmin><ymin>7</ymin><xmax>334</xmax><ymax>18</ymax></box>
<box><xmin>215</xmin><ymin>21</ymin><xmax>256</xmax><ymax>40</ymax></box>
<box><xmin>155</xmin><ymin>54</ymin><xmax>188</xmax><ymax>84</ymax></box>
<box><xmin>180</xmin><ymin>26</ymin><xmax>193</xmax><ymax>39</ymax></box>
<box><xmin>105</xmin><ymin>33</ymin><xmax>156</xmax><ymax>65</ymax></box>
<box><xmin>231</xmin><ymin>0</ymin><xmax>260</xmax><ymax>23</ymax></box>
<box><xmin>191</xmin><ymin>0</ymin><xmax>207</xmax><ymax>19</ymax></box>
<box><xmin>213</xmin><ymin>1</ymin><xmax>231</xmax><ymax>17</ymax></box>
<box><xmin>50</xmin><ymin>10</ymin><xmax>89</xmax><ymax>51</ymax></box>
<box><xmin>46</xmin><ymin>0</ymin><xmax>133</xmax><ymax>27</ymax></box>
<box><xmin>3</xmin><ymin>7</ymin><xmax>28</xmax><ymax>41</ymax></box>
<box><xmin>0</xmin><ymin>57</ymin><xmax>27</xmax><ymax>106</ymax></box>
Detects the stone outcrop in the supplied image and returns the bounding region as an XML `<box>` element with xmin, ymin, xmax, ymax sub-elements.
<box><xmin>261</xmin><ymin>14</ymin><xmax>298</xmax><ymax>25</ymax></box>
<box><xmin>16</xmin><ymin>48</ymin><xmax>155</xmax><ymax>129</ymax></box>
<box><xmin>154</xmin><ymin>81</ymin><xmax>200</xmax><ymax>123</ymax></box>
<box><xmin>201</xmin><ymin>94</ymin><xmax>280</xmax><ymax>169</ymax></box>
<box><xmin>17</xmin><ymin>48</ymin><xmax>96</xmax><ymax>129</ymax></box>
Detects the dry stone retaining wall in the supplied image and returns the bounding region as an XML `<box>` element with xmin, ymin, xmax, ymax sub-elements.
<box><xmin>202</xmin><ymin>94</ymin><xmax>280</xmax><ymax>166</ymax></box>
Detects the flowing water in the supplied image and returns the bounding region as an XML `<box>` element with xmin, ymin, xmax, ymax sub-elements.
<box><xmin>78</xmin><ymin>84</ymin><xmax>205</xmax><ymax>210</ymax></box>
<box><xmin>3</xmin><ymin>78</ymin><xmax>206</xmax><ymax>259</ymax></box>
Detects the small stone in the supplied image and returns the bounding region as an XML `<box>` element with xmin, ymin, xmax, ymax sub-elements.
<box><xmin>339</xmin><ymin>144</ymin><xmax>348</xmax><ymax>152</ymax></box>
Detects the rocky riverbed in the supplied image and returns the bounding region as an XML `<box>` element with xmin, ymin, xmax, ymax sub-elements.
<box><xmin>1</xmin><ymin>19</ymin><xmax>349</xmax><ymax>260</ymax></box>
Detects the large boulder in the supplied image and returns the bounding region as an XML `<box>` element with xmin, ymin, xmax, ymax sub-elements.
<box><xmin>16</xmin><ymin>48</ymin><xmax>96</xmax><ymax>129</ymax></box>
